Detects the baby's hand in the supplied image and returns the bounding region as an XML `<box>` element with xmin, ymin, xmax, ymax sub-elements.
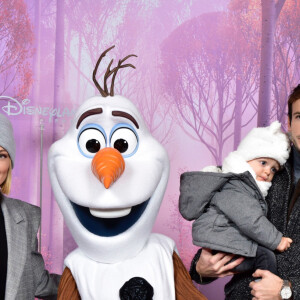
<box><xmin>276</xmin><ymin>237</ymin><xmax>293</xmax><ymax>252</ymax></box>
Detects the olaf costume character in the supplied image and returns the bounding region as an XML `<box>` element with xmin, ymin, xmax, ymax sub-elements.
<box><xmin>48</xmin><ymin>47</ymin><xmax>206</xmax><ymax>300</ymax></box>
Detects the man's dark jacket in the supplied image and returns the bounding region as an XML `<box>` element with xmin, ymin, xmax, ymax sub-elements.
<box><xmin>190</xmin><ymin>157</ymin><xmax>300</xmax><ymax>299</ymax></box>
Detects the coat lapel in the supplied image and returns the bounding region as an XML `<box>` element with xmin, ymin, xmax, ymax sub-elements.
<box><xmin>1</xmin><ymin>197</ymin><xmax>27</xmax><ymax>300</ymax></box>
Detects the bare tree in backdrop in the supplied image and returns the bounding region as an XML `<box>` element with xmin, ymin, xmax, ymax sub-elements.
<box><xmin>161</xmin><ymin>12</ymin><xmax>258</xmax><ymax>164</ymax></box>
<box><xmin>0</xmin><ymin>0</ymin><xmax>33</xmax><ymax>98</ymax></box>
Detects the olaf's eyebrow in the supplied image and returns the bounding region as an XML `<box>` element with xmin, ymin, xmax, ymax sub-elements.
<box><xmin>76</xmin><ymin>108</ymin><xmax>103</xmax><ymax>129</ymax></box>
<box><xmin>112</xmin><ymin>110</ymin><xmax>139</xmax><ymax>129</ymax></box>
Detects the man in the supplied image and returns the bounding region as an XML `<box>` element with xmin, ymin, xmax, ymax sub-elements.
<box><xmin>189</xmin><ymin>85</ymin><xmax>300</xmax><ymax>299</ymax></box>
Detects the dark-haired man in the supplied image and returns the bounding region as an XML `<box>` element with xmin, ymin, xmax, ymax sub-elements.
<box><xmin>189</xmin><ymin>85</ymin><xmax>300</xmax><ymax>299</ymax></box>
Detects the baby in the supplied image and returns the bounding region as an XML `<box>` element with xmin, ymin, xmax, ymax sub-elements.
<box><xmin>179</xmin><ymin>121</ymin><xmax>292</xmax><ymax>275</ymax></box>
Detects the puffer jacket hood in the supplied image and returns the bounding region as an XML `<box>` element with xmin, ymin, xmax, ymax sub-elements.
<box><xmin>179</xmin><ymin>170</ymin><xmax>259</xmax><ymax>221</ymax></box>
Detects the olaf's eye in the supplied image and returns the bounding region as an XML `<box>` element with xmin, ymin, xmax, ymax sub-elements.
<box><xmin>110</xmin><ymin>125</ymin><xmax>138</xmax><ymax>157</ymax></box>
<box><xmin>78</xmin><ymin>125</ymin><xmax>106</xmax><ymax>158</ymax></box>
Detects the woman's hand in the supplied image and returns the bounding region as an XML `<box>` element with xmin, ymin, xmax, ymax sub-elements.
<box><xmin>196</xmin><ymin>248</ymin><xmax>244</xmax><ymax>278</ymax></box>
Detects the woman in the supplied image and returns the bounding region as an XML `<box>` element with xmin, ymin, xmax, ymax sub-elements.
<box><xmin>0</xmin><ymin>113</ymin><xmax>60</xmax><ymax>300</ymax></box>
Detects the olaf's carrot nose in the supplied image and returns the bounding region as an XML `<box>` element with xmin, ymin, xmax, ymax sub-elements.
<box><xmin>91</xmin><ymin>148</ymin><xmax>125</xmax><ymax>189</ymax></box>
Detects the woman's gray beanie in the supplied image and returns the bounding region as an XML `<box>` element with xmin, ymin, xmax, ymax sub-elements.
<box><xmin>0</xmin><ymin>114</ymin><xmax>15</xmax><ymax>168</ymax></box>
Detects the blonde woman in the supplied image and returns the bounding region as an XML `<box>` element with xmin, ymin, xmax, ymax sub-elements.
<box><xmin>0</xmin><ymin>114</ymin><xmax>60</xmax><ymax>299</ymax></box>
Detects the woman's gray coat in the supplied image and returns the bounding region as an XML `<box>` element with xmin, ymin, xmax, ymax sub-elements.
<box><xmin>179</xmin><ymin>168</ymin><xmax>282</xmax><ymax>257</ymax></box>
<box><xmin>1</xmin><ymin>195</ymin><xmax>60</xmax><ymax>300</ymax></box>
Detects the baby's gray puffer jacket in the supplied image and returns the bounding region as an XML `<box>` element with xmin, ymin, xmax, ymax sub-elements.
<box><xmin>179</xmin><ymin>155</ymin><xmax>282</xmax><ymax>257</ymax></box>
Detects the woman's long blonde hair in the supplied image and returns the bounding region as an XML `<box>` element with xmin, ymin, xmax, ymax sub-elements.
<box><xmin>1</xmin><ymin>159</ymin><xmax>12</xmax><ymax>194</ymax></box>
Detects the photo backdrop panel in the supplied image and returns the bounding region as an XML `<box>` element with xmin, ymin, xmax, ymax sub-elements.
<box><xmin>1</xmin><ymin>0</ymin><xmax>300</xmax><ymax>298</ymax></box>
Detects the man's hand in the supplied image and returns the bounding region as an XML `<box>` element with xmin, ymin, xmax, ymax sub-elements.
<box><xmin>196</xmin><ymin>248</ymin><xmax>244</xmax><ymax>278</ymax></box>
<box><xmin>249</xmin><ymin>269</ymin><xmax>283</xmax><ymax>300</ymax></box>
<box><xmin>276</xmin><ymin>237</ymin><xmax>293</xmax><ymax>252</ymax></box>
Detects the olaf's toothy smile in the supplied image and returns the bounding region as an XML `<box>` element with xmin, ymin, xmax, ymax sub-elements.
<box><xmin>71</xmin><ymin>199</ymin><xmax>149</xmax><ymax>237</ymax></box>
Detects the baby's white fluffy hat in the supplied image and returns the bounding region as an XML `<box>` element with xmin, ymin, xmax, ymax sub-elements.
<box><xmin>237</xmin><ymin>121</ymin><xmax>290</xmax><ymax>165</ymax></box>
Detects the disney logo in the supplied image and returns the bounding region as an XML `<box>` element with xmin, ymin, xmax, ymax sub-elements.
<box><xmin>0</xmin><ymin>96</ymin><xmax>75</xmax><ymax>122</ymax></box>
<box><xmin>0</xmin><ymin>96</ymin><xmax>29</xmax><ymax>115</ymax></box>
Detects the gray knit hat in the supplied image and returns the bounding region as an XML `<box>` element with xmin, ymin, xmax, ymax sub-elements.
<box><xmin>0</xmin><ymin>114</ymin><xmax>16</xmax><ymax>168</ymax></box>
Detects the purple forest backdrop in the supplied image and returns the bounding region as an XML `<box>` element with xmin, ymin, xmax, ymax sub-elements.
<box><xmin>1</xmin><ymin>0</ymin><xmax>299</xmax><ymax>299</ymax></box>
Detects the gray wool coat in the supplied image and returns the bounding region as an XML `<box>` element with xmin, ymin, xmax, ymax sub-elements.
<box><xmin>179</xmin><ymin>170</ymin><xmax>282</xmax><ymax>257</ymax></box>
<box><xmin>1</xmin><ymin>195</ymin><xmax>60</xmax><ymax>300</ymax></box>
